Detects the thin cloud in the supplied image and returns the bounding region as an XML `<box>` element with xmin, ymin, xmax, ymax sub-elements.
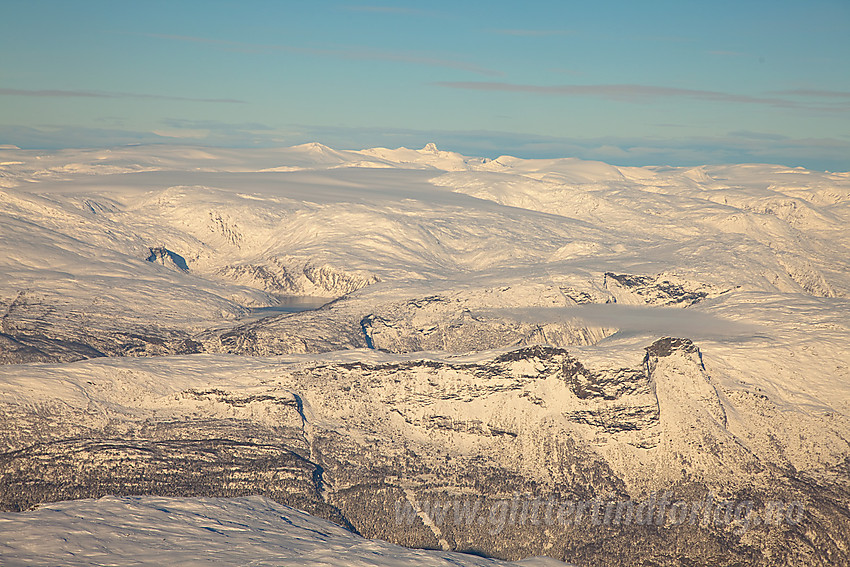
<box><xmin>0</xmin><ymin>124</ymin><xmax>282</xmax><ymax>149</ymax></box>
<box><xmin>151</xmin><ymin>129</ymin><xmax>209</xmax><ymax>139</ymax></box>
<box><xmin>145</xmin><ymin>33</ymin><xmax>501</xmax><ymax>77</ymax></box>
<box><xmin>728</xmin><ymin>130</ymin><xmax>788</xmax><ymax>141</ymax></box>
<box><xmin>0</xmin><ymin>88</ymin><xmax>245</xmax><ymax>104</ymax></box>
<box><xmin>769</xmin><ymin>89</ymin><xmax>850</xmax><ymax>99</ymax></box>
<box><xmin>432</xmin><ymin>81</ymin><xmax>849</xmax><ymax>111</ymax></box>
<box><xmin>161</xmin><ymin>118</ymin><xmax>274</xmax><ymax>132</ymax></box>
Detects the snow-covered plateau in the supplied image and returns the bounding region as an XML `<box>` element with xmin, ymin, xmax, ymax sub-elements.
<box><xmin>0</xmin><ymin>143</ymin><xmax>849</xmax><ymax>566</ymax></box>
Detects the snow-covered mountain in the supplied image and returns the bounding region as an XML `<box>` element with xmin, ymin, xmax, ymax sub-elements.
<box><xmin>0</xmin><ymin>143</ymin><xmax>848</xmax><ymax>565</ymax></box>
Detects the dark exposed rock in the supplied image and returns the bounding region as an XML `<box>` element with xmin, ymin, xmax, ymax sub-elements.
<box><xmin>0</xmin><ymin>332</ymin><xmax>106</xmax><ymax>364</ymax></box>
<box><xmin>565</xmin><ymin>405</ymin><xmax>660</xmax><ymax>433</ymax></box>
<box><xmin>603</xmin><ymin>272</ymin><xmax>727</xmax><ymax>306</ymax></box>
<box><xmin>0</xmin><ymin>328</ymin><xmax>203</xmax><ymax>364</ymax></box>
<box><xmin>146</xmin><ymin>247</ymin><xmax>189</xmax><ymax>272</ymax></box>
<box><xmin>492</xmin><ymin>344</ymin><xmax>568</xmax><ymax>363</ymax></box>
<box><xmin>645</xmin><ymin>336</ymin><xmax>701</xmax><ymax>358</ymax></box>
<box><xmin>217</xmin><ymin>258</ymin><xmax>379</xmax><ymax>296</ymax></box>
<box><xmin>0</xmin><ymin>292</ymin><xmax>205</xmax><ymax>364</ymax></box>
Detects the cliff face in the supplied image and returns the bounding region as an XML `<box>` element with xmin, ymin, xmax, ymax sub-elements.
<box><xmin>1</xmin><ymin>339</ymin><xmax>847</xmax><ymax>566</ymax></box>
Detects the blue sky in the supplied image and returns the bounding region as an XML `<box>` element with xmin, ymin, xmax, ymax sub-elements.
<box><xmin>2</xmin><ymin>0</ymin><xmax>849</xmax><ymax>170</ymax></box>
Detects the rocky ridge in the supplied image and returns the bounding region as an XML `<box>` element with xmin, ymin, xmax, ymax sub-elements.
<box><xmin>1</xmin><ymin>338</ymin><xmax>848</xmax><ymax>565</ymax></box>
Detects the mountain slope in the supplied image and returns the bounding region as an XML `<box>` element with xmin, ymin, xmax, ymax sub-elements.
<box><xmin>0</xmin><ymin>495</ymin><xmax>570</xmax><ymax>567</ymax></box>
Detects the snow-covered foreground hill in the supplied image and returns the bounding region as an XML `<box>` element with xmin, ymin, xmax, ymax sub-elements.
<box><xmin>0</xmin><ymin>143</ymin><xmax>849</xmax><ymax>566</ymax></box>
<box><xmin>0</xmin><ymin>495</ymin><xmax>569</xmax><ymax>567</ymax></box>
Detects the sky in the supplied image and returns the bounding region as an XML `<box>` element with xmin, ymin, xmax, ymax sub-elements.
<box><xmin>1</xmin><ymin>0</ymin><xmax>849</xmax><ymax>170</ymax></box>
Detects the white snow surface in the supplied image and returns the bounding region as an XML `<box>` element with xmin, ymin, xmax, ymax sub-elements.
<box><xmin>2</xmin><ymin>141</ymin><xmax>847</xmax><ymax>405</ymax></box>
<box><xmin>0</xmin><ymin>495</ymin><xmax>570</xmax><ymax>566</ymax></box>
<box><xmin>1</xmin><ymin>142</ymin><xmax>850</xmax><ymax>564</ymax></box>
<box><xmin>3</xmin><ymin>143</ymin><xmax>848</xmax><ymax>327</ymax></box>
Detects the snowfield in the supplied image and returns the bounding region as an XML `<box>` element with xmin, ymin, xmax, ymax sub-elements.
<box><xmin>0</xmin><ymin>143</ymin><xmax>848</xmax><ymax>566</ymax></box>
<box><xmin>0</xmin><ymin>495</ymin><xmax>570</xmax><ymax>567</ymax></box>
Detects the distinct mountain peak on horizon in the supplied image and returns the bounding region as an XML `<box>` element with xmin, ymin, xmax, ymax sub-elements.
<box><xmin>290</xmin><ymin>141</ymin><xmax>335</xmax><ymax>153</ymax></box>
